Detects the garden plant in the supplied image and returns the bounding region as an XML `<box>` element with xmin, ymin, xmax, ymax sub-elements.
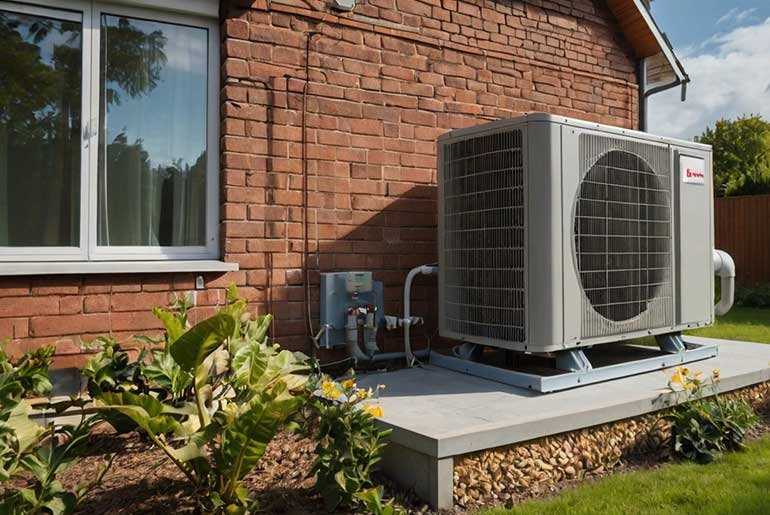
<box><xmin>93</xmin><ymin>286</ymin><xmax>309</xmax><ymax>513</ymax></box>
<box><xmin>0</xmin><ymin>285</ymin><xmax>396</xmax><ymax>514</ymax></box>
<box><xmin>0</xmin><ymin>344</ymin><xmax>111</xmax><ymax>514</ymax></box>
<box><xmin>305</xmin><ymin>372</ymin><xmax>391</xmax><ymax>510</ymax></box>
<box><xmin>665</xmin><ymin>366</ymin><xmax>758</xmax><ymax>463</ymax></box>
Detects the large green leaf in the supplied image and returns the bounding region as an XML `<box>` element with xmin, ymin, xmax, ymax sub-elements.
<box><xmin>152</xmin><ymin>307</ymin><xmax>187</xmax><ymax>344</ymax></box>
<box><xmin>6</xmin><ymin>400</ymin><xmax>44</xmax><ymax>454</ymax></box>
<box><xmin>95</xmin><ymin>392</ymin><xmax>181</xmax><ymax>436</ymax></box>
<box><xmin>141</xmin><ymin>350</ymin><xmax>192</xmax><ymax>398</ymax></box>
<box><xmin>230</xmin><ymin>342</ymin><xmax>308</xmax><ymax>392</ymax></box>
<box><xmin>248</xmin><ymin>314</ymin><xmax>273</xmax><ymax>343</ymax></box>
<box><xmin>216</xmin><ymin>383</ymin><xmax>300</xmax><ymax>483</ymax></box>
<box><xmin>169</xmin><ymin>313</ymin><xmax>236</xmax><ymax>372</ymax></box>
<box><xmin>229</xmin><ymin>342</ymin><xmax>268</xmax><ymax>390</ymax></box>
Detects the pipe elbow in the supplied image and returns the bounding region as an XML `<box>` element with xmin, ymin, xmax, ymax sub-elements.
<box><xmin>713</xmin><ymin>249</ymin><xmax>736</xmax><ymax>278</ymax></box>
<box><xmin>713</xmin><ymin>249</ymin><xmax>736</xmax><ymax>316</ymax></box>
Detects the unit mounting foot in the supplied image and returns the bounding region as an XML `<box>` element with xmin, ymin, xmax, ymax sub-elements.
<box><xmin>656</xmin><ymin>332</ymin><xmax>686</xmax><ymax>354</ymax></box>
<box><xmin>555</xmin><ymin>349</ymin><xmax>593</xmax><ymax>372</ymax></box>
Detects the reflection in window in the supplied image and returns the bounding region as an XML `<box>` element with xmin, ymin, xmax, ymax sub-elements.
<box><xmin>97</xmin><ymin>15</ymin><xmax>208</xmax><ymax>247</ymax></box>
<box><xmin>0</xmin><ymin>10</ymin><xmax>82</xmax><ymax>246</ymax></box>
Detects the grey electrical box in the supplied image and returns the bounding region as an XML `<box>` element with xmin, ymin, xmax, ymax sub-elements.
<box><xmin>319</xmin><ymin>272</ymin><xmax>384</xmax><ymax>349</ymax></box>
<box><xmin>438</xmin><ymin>113</ymin><xmax>714</xmax><ymax>354</ymax></box>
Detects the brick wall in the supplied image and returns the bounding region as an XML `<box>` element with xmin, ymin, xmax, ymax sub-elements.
<box><xmin>1</xmin><ymin>0</ymin><xmax>640</xmax><ymax>366</ymax></box>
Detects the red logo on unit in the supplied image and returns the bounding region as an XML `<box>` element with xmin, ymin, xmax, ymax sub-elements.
<box><xmin>686</xmin><ymin>168</ymin><xmax>704</xmax><ymax>179</ymax></box>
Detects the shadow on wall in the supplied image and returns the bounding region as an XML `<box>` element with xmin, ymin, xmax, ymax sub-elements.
<box><xmin>305</xmin><ymin>183</ymin><xmax>441</xmax><ymax>360</ymax></box>
<box><xmin>0</xmin><ymin>184</ymin><xmax>443</xmax><ymax>368</ymax></box>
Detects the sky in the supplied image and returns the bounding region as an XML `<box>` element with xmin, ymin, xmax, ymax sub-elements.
<box><xmin>648</xmin><ymin>1</ymin><xmax>770</xmax><ymax>140</ymax></box>
<box><xmin>105</xmin><ymin>16</ymin><xmax>209</xmax><ymax>170</ymax></box>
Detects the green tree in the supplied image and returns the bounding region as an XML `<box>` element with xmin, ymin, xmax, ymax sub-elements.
<box><xmin>696</xmin><ymin>114</ymin><xmax>770</xmax><ymax>197</ymax></box>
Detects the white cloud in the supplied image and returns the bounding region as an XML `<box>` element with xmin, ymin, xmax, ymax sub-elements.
<box><xmin>648</xmin><ymin>17</ymin><xmax>770</xmax><ymax>140</ymax></box>
<box><xmin>716</xmin><ymin>7</ymin><xmax>757</xmax><ymax>26</ymax></box>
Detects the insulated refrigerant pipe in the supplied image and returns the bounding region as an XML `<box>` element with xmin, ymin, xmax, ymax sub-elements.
<box><xmin>713</xmin><ymin>249</ymin><xmax>736</xmax><ymax>316</ymax></box>
<box><xmin>404</xmin><ymin>264</ymin><xmax>439</xmax><ymax>366</ymax></box>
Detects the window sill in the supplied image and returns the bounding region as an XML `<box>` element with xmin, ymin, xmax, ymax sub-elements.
<box><xmin>0</xmin><ymin>260</ymin><xmax>239</xmax><ymax>276</ymax></box>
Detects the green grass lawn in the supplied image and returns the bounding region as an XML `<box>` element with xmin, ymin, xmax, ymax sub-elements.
<box><xmin>480</xmin><ymin>306</ymin><xmax>770</xmax><ymax>515</ymax></box>
<box><xmin>481</xmin><ymin>436</ymin><xmax>770</xmax><ymax>515</ymax></box>
<box><xmin>685</xmin><ymin>307</ymin><xmax>770</xmax><ymax>343</ymax></box>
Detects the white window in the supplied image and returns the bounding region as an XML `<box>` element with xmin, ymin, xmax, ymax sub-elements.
<box><xmin>0</xmin><ymin>0</ymin><xmax>222</xmax><ymax>269</ymax></box>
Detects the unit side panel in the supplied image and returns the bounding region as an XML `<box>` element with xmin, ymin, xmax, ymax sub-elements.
<box><xmin>560</xmin><ymin>126</ymin><xmax>583</xmax><ymax>347</ymax></box>
<box><xmin>438</xmin><ymin>124</ymin><xmax>527</xmax><ymax>348</ymax></box>
<box><xmin>675</xmin><ymin>147</ymin><xmax>714</xmax><ymax>326</ymax></box>
<box><xmin>526</xmin><ymin>122</ymin><xmax>564</xmax><ymax>352</ymax></box>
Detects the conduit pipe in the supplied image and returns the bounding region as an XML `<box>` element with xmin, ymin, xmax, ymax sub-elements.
<box><xmin>713</xmin><ymin>249</ymin><xmax>736</xmax><ymax>316</ymax></box>
<box><xmin>404</xmin><ymin>264</ymin><xmax>439</xmax><ymax>366</ymax></box>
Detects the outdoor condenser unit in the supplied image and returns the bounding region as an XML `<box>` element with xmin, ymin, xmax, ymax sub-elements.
<box><xmin>437</xmin><ymin>113</ymin><xmax>715</xmax><ymax>360</ymax></box>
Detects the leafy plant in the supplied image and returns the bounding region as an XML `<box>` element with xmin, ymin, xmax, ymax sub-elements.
<box><xmin>81</xmin><ymin>336</ymin><xmax>146</xmax><ymax>397</ymax></box>
<box><xmin>305</xmin><ymin>372</ymin><xmax>390</xmax><ymax>510</ymax></box>
<box><xmin>0</xmin><ymin>346</ymin><xmax>110</xmax><ymax>514</ymax></box>
<box><xmin>665</xmin><ymin>367</ymin><xmax>758</xmax><ymax>463</ymax></box>
<box><xmin>94</xmin><ymin>286</ymin><xmax>308</xmax><ymax>513</ymax></box>
<box><xmin>0</xmin><ymin>409</ymin><xmax>112</xmax><ymax>515</ymax></box>
<box><xmin>696</xmin><ymin>114</ymin><xmax>770</xmax><ymax>197</ymax></box>
<box><xmin>2</xmin><ymin>344</ymin><xmax>55</xmax><ymax>398</ymax></box>
<box><xmin>354</xmin><ymin>486</ymin><xmax>407</xmax><ymax>515</ymax></box>
<box><xmin>735</xmin><ymin>285</ymin><xmax>770</xmax><ymax>308</ymax></box>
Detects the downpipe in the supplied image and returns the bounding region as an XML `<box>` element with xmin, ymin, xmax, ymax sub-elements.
<box><xmin>713</xmin><ymin>249</ymin><xmax>736</xmax><ymax>316</ymax></box>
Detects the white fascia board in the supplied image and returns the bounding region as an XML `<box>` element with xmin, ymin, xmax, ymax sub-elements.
<box><xmin>631</xmin><ymin>0</ymin><xmax>687</xmax><ymax>83</ymax></box>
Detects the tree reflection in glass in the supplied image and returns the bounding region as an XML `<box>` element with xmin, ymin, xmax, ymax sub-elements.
<box><xmin>0</xmin><ymin>10</ymin><xmax>82</xmax><ymax>247</ymax></box>
<box><xmin>98</xmin><ymin>15</ymin><xmax>208</xmax><ymax>248</ymax></box>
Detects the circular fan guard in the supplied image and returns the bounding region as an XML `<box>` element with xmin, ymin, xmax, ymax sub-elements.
<box><xmin>574</xmin><ymin>150</ymin><xmax>672</xmax><ymax>322</ymax></box>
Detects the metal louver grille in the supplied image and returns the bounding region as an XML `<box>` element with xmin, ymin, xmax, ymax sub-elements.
<box><xmin>441</xmin><ymin>130</ymin><xmax>525</xmax><ymax>343</ymax></box>
<box><xmin>575</xmin><ymin>135</ymin><xmax>673</xmax><ymax>338</ymax></box>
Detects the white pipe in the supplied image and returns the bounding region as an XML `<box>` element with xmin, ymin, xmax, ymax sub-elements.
<box><xmin>713</xmin><ymin>249</ymin><xmax>735</xmax><ymax>316</ymax></box>
<box><xmin>404</xmin><ymin>264</ymin><xmax>438</xmax><ymax>366</ymax></box>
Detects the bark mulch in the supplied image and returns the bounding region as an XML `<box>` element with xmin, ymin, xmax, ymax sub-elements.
<box><xmin>12</xmin><ymin>403</ymin><xmax>769</xmax><ymax>514</ymax></box>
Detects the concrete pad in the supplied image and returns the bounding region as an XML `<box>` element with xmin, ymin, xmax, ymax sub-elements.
<box><xmin>357</xmin><ymin>337</ymin><xmax>770</xmax><ymax>508</ymax></box>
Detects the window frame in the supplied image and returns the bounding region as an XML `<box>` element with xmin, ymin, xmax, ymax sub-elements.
<box><xmin>0</xmin><ymin>0</ymin><xmax>220</xmax><ymax>263</ymax></box>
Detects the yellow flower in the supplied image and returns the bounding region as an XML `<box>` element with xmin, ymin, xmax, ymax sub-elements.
<box><xmin>694</xmin><ymin>371</ymin><xmax>703</xmax><ymax>378</ymax></box>
<box><xmin>356</xmin><ymin>388</ymin><xmax>371</xmax><ymax>400</ymax></box>
<box><xmin>712</xmin><ymin>369</ymin><xmax>721</xmax><ymax>382</ymax></box>
<box><xmin>342</xmin><ymin>379</ymin><xmax>355</xmax><ymax>390</ymax></box>
<box><xmin>679</xmin><ymin>366</ymin><xmax>690</xmax><ymax>377</ymax></box>
<box><xmin>670</xmin><ymin>370</ymin><xmax>683</xmax><ymax>385</ymax></box>
<box><xmin>363</xmin><ymin>403</ymin><xmax>384</xmax><ymax>418</ymax></box>
<box><xmin>322</xmin><ymin>380</ymin><xmax>342</xmax><ymax>400</ymax></box>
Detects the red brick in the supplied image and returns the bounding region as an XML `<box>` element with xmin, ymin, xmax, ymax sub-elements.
<box><xmin>60</xmin><ymin>296</ymin><xmax>83</xmax><ymax>315</ymax></box>
<box><xmin>0</xmin><ymin>297</ymin><xmax>59</xmax><ymax>318</ymax></box>
<box><xmin>0</xmin><ymin>318</ymin><xmax>28</xmax><ymax>339</ymax></box>
<box><xmin>0</xmin><ymin>2</ymin><xmax>639</xmax><ymax>360</ymax></box>
<box><xmin>109</xmin><ymin>292</ymin><xmax>171</xmax><ymax>312</ymax></box>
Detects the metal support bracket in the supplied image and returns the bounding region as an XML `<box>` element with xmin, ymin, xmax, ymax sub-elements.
<box><xmin>429</xmin><ymin>338</ymin><xmax>718</xmax><ymax>393</ymax></box>
<box><xmin>452</xmin><ymin>342</ymin><xmax>483</xmax><ymax>362</ymax></box>
<box><xmin>656</xmin><ymin>333</ymin><xmax>686</xmax><ymax>354</ymax></box>
<box><xmin>555</xmin><ymin>349</ymin><xmax>593</xmax><ymax>372</ymax></box>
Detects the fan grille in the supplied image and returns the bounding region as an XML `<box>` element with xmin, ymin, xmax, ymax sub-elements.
<box><xmin>441</xmin><ymin>130</ymin><xmax>525</xmax><ymax>343</ymax></box>
<box><xmin>575</xmin><ymin>136</ymin><xmax>673</xmax><ymax>336</ymax></box>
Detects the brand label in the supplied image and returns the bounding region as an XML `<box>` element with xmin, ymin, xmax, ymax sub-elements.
<box><xmin>681</xmin><ymin>155</ymin><xmax>706</xmax><ymax>185</ymax></box>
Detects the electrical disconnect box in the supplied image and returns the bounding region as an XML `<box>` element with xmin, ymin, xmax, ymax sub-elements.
<box><xmin>319</xmin><ymin>272</ymin><xmax>384</xmax><ymax>349</ymax></box>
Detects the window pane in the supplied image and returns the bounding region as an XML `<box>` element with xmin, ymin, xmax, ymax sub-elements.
<box><xmin>98</xmin><ymin>15</ymin><xmax>208</xmax><ymax>247</ymax></box>
<box><xmin>0</xmin><ymin>9</ymin><xmax>82</xmax><ymax>247</ymax></box>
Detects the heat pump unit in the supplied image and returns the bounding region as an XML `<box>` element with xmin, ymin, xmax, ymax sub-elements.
<box><xmin>438</xmin><ymin>114</ymin><xmax>714</xmax><ymax>355</ymax></box>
